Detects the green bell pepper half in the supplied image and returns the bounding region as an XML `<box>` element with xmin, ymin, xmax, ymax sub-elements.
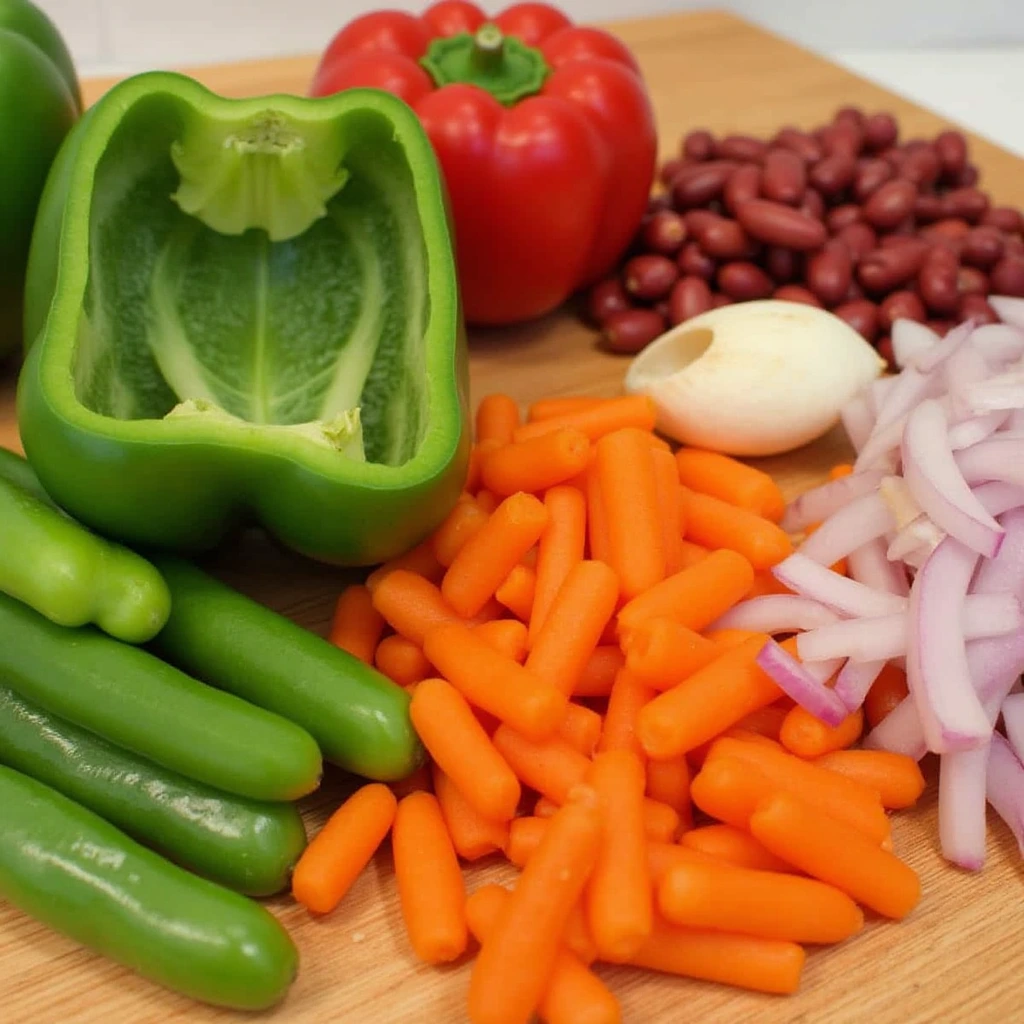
<box><xmin>0</xmin><ymin>0</ymin><xmax>80</xmax><ymax>361</ymax></box>
<box><xmin>19</xmin><ymin>71</ymin><xmax>470</xmax><ymax>566</ymax></box>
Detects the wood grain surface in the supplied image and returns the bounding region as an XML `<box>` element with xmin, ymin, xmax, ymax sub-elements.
<box><xmin>2</xmin><ymin>9</ymin><xmax>1024</xmax><ymax>1022</ymax></box>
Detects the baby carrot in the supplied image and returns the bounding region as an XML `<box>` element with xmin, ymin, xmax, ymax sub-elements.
<box><xmin>585</xmin><ymin>458</ymin><xmax>611</xmax><ymax>564</ymax></box>
<box><xmin>329</xmin><ymin>585</ymin><xmax>385</xmax><ymax>665</ymax></box>
<box><xmin>466</xmin><ymin>440</ymin><xmax>503</xmax><ymax>494</ymax></box>
<box><xmin>637</xmin><ymin>635</ymin><xmax>781</xmax><ymax>760</ymax></box>
<box><xmin>465</xmin><ymin>885</ymin><xmax>621</xmax><ymax>1024</ymax></box>
<box><xmin>621</xmin><ymin>618</ymin><xmax>720</xmax><ymax>691</ymax></box>
<box><xmin>535</xmin><ymin>789</ymin><xmax>680</xmax><ymax>845</ymax></box>
<box><xmin>596</xmin><ymin>428</ymin><xmax>666</xmax><ymax>600</ymax></box>
<box><xmin>530</xmin><ymin>486</ymin><xmax>588</xmax><ymax>643</ymax></box>
<box><xmin>467</xmin><ymin>786</ymin><xmax>604</xmax><ymax>1024</ymax></box>
<box><xmin>443</xmin><ymin>493</ymin><xmax>549</xmax><ymax>618</ymax></box>
<box><xmin>651</xmin><ymin>447</ymin><xmax>685</xmax><ymax>576</ymax></box>
<box><xmin>410</xmin><ymin>678</ymin><xmax>521</xmax><ymax>822</ymax></box>
<box><xmin>526</xmin><ymin>561</ymin><xmax>620</xmax><ymax>697</ymax></box>
<box><xmin>734</xmin><ymin>705</ymin><xmax>789</xmax><ymax>741</ymax></box>
<box><xmin>674</xmin><ymin>449</ymin><xmax>786</xmax><ymax>523</ymax></box>
<box><xmin>560</xmin><ymin>702</ymin><xmax>604</xmax><ymax>757</ymax></box>
<box><xmin>690</xmin><ymin>756</ymin><xmax>777</xmax><ymax>830</ymax></box>
<box><xmin>505</xmin><ymin>816</ymin><xmax>550</xmax><ymax>867</ymax></box>
<box><xmin>678</xmin><ymin>539</ymin><xmax>711</xmax><ymax>569</ymax></box>
<box><xmin>586</xmin><ymin>750</ymin><xmax>653</xmax><ymax>962</ymax></box>
<box><xmin>573</xmin><ymin>646</ymin><xmax>625</xmax><ymax>698</ymax></box>
<box><xmin>374</xmin><ymin>635</ymin><xmax>432</xmax><ymax>687</ymax></box>
<box><xmin>864</xmin><ymin>662</ymin><xmax>910</xmax><ymax>728</ymax></box>
<box><xmin>495</xmin><ymin>564</ymin><xmax>536</xmax><ymax>622</ymax></box>
<box><xmin>528</xmin><ymin>396</ymin><xmax>607</xmax><ymax>421</ymax></box>
<box><xmin>616</xmin><ymin>548</ymin><xmax>755</xmax><ymax>635</ymax></box>
<box><xmin>476</xmin><ymin>393</ymin><xmax>520</xmax><ymax>445</ymax></box>
<box><xmin>646</xmin><ymin>755</ymin><xmax>692</xmax><ymax>828</ymax></box>
<box><xmin>513</xmin><ymin>394</ymin><xmax>657</xmax><ymax>444</ymax></box>
<box><xmin>647</xmin><ymin>842</ymin><xmax>720</xmax><ymax>884</ymax></box>
<box><xmin>813</xmin><ymin>749</ymin><xmax>926</xmax><ymax>810</ymax></box>
<box><xmin>599</xmin><ymin>669</ymin><xmax>656</xmax><ymax>757</ymax></box>
<box><xmin>292</xmin><ymin>783</ymin><xmax>397</xmax><ymax>914</ymax></box>
<box><xmin>681</xmin><ymin>823</ymin><xmax>794</xmax><ymax>874</ymax></box>
<box><xmin>705</xmin><ymin>627</ymin><xmax>762</xmax><ymax>649</ymax></box>
<box><xmin>481</xmin><ymin>429</ymin><xmax>592</xmax><ymax>497</ymax></box>
<box><xmin>474</xmin><ymin>618</ymin><xmax>529</xmax><ymax>663</ymax></box>
<box><xmin>492</xmin><ymin>724</ymin><xmax>590</xmax><ymax>804</ymax></box>
<box><xmin>432</xmin><ymin>500</ymin><xmax>491</xmax><ymax>568</ymax></box>
<box><xmin>780</xmin><ymin>706</ymin><xmax>864</xmax><ymax>759</ymax></box>
<box><xmin>372</xmin><ymin>570</ymin><xmax>460</xmax><ymax>645</ymax></box>
<box><xmin>750</xmin><ymin>791</ymin><xmax>920</xmax><ymax>919</ymax></box>
<box><xmin>627</xmin><ymin>920</ymin><xmax>805</xmax><ymax>995</ymax></box>
<box><xmin>476</xmin><ymin>490</ymin><xmax>500</xmax><ymax>514</ymax></box>
<box><xmin>433</xmin><ymin>766</ymin><xmax>509</xmax><ymax>861</ymax></box>
<box><xmin>658</xmin><ymin>859</ymin><xmax>863</xmax><ymax>944</ymax></box>
<box><xmin>366</xmin><ymin>539</ymin><xmax>444</xmax><ymax>592</ymax></box>
<box><xmin>392</xmin><ymin>792</ymin><xmax>468</xmax><ymax>963</ymax></box>
<box><xmin>425</xmin><ymin>622</ymin><xmax>568</xmax><ymax>741</ymax></box>
<box><xmin>745</xmin><ymin>571</ymin><xmax>792</xmax><ymax>599</ymax></box>
<box><xmin>679</xmin><ymin>487</ymin><xmax>793</xmax><ymax>571</ymax></box>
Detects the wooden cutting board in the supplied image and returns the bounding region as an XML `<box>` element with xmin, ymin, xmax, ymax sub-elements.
<box><xmin>1</xmin><ymin>9</ymin><xmax>1023</xmax><ymax>1022</ymax></box>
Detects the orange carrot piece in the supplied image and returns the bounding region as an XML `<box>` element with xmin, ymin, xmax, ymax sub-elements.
<box><xmin>814</xmin><ymin>749</ymin><xmax>926</xmax><ymax>810</ymax></box>
<box><xmin>424</xmin><ymin>622</ymin><xmax>568</xmax><ymax>741</ymax></box>
<box><xmin>586</xmin><ymin>750</ymin><xmax>653</xmax><ymax>961</ymax></box>
<box><xmin>829</xmin><ymin>463</ymin><xmax>854</xmax><ymax>480</ymax></box>
<box><xmin>585</xmin><ymin>457</ymin><xmax>612</xmax><ymax>564</ymax></box>
<box><xmin>476</xmin><ymin>393</ymin><xmax>520</xmax><ymax>446</ymax></box>
<box><xmin>559</xmin><ymin>701</ymin><xmax>604</xmax><ymax>757</ymax></box>
<box><xmin>474</xmin><ymin>618</ymin><xmax>529</xmax><ymax>663</ymax></box>
<box><xmin>528</xmin><ymin>396</ymin><xmax>607</xmax><ymax>421</ymax></box>
<box><xmin>573</xmin><ymin>646</ymin><xmax>625</xmax><ymax>698</ymax></box>
<box><xmin>366</xmin><ymin>539</ymin><xmax>445</xmax><ymax>593</ymax></box>
<box><xmin>536</xmin><ymin>792</ymin><xmax>679</xmax><ymax>844</ymax></box>
<box><xmin>481</xmin><ymin>429</ymin><xmax>592</xmax><ymax>497</ymax></box>
<box><xmin>636</xmin><ymin>635</ymin><xmax>781</xmax><ymax>760</ymax></box>
<box><xmin>864</xmin><ymin>662</ymin><xmax>910</xmax><ymax>728</ymax></box>
<box><xmin>617</xmin><ymin>549</ymin><xmax>755</xmax><ymax>635</ymax></box>
<box><xmin>679</xmin><ymin>487</ymin><xmax>793</xmax><ymax>571</ymax></box>
<box><xmin>442</xmin><ymin>492</ymin><xmax>549</xmax><ymax>618</ymax></box>
<box><xmin>505</xmin><ymin>816</ymin><xmax>550</xmax><ymax>867</ymax></box>
<box><xmin>467</xmin><ymin>786</ymin><xmax>604</xmax><ymax>1024</ymax></box>
<box><xmin>529</xmin><ymin>486</ymin><xmax>588</xmax><ymax>643</ymax></box>
<box><xmin>651</xmin><ymin>448</ymin><xmax>685</xmax><ymax>576</ymax></box>
<box><xmin>596</xmin><ymin>427</ymin><xmax>666</xmax><ymax>600</ymax></box>
<box><xmin>476</xmin><ymin>489</ymin><xmax>500</xmax><ymax>514</ymax></box>
<box><xmin>674</xmin><ymin>449</ymin><xmax>786</xmax><ymax>522</ymax></box>
<box><xmin>392</xmin><ymin>792</ymin><xmax>467</xmax><ymax>963</ymax></box>
<box><xmin>513</xmin><ymin>394</ymin><xmax>657</xmax><ymax>444</ymax></box>
<box><xmin>372</xmin><ymin>570</ymin><xmax>460</xmax><ymax>646</ymax></box>
<box><xmin>678</xmin><ymin>539</ymin><xmax>711</xmax><ymax>569</ymax></box>
<box><xmin>780</xmin><ymin>706</ymin><xmax>864</xmax><ymax>759</ymax></box>
<box><xmin>658</xmin><ymin>859</ymin><xmax>863</xmax><ymax>944</ymax></box>
<box><xmin>745</xmin><ymin>571</ymin><xmax>792</xmax><ymax>599</ymax></box>
<box><xmin>492</xmin><ymin>725</ymin><xmax>590</xmax><ymax>803</ymax></box>
<box><xmin>680</xmin><ymin>823</ymin><xmax>795</xmax><ymax>874</ymax></box>
<box><xmin>468</xmin><ymin>440</ymin><xmax>504</xmax><ymax>491</ymax></box>
<box><xmin>734</xmin><ymin>704</ymin><xmax>788</xmax><ymax>741</ymax></box>
<box><xmin>292</xmin><ymin>783</ymin><xmax>397</xmax><ymax>914</ymax></box>
<box><xmin>328</xmin><ymin>585</ymin><xmax>385</xmax><ymax>665</ymax></box>
<box><xmin>646</xmin><ymin>756</ymin><xmax>692</xmax><ymax>829</ymax></box>
<box><xmin>704</xmin><ymin>626</ymin><xmax>762</xmax><ymax>649</ymax></box>
<box><xmin>495</xmin><ymin>564</ymin><xmax>536</xmax><ymax>622</ymax></box>
<box><xmin>647</xmin><ymin>842</ymin><xmax>721</xmax><ymax>884</ymax></box>
<box><xmin>627</xmin><ymin>919</ymin><xmax>805</xmax><ymax>994</ymax></box>
<box><xmin>410</xmin><ymin>678</ymin><xmax>521</xmax><ymax>822</ymax></box>
<box><xmin>465</xmin><ymin>885</ymin><xmax>621</xmax><ymax>1024</ymax></box>
<box><xmin>526</xmin><ymin>561</ymin><xmax>620</xmax><ymax>697</ymax></box>
<box><xmin>599</xmin><ymin>669</ymin><xmax>656</xmax><ymax>757</ymax></box>
<box><xmin>374</xmin><ymin>635</ymin><xmax>432</xmax><ymax>687</ymax></box>
<box><xmin>750</xmin><ymin>791</ymin><xmax>920</xmax><ymax>919</ymax></box>
<box><xmin>433</xmin><ymin>765</ymin><xmax>509</xmax><ymax>861</ymax></box>
<box><xmin>433</xmin><ymin>500</ymin><xmax>491</xmax><ymax>568</ymax></box>
<box><xmin>621</xmin><ymin>618</ymin><xmax>720</xmax><ymax>691</ymax></box>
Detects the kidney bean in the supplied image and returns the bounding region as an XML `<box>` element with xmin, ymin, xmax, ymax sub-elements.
<box><xmin>676</xmin><ymin>241</ymin><xmax>716</xmax><ymax>280</ymax></box>
<box><xmin>958</xmin><ymin>293</ymin><xmax>999</xmax><ymax>324</ymax></box>
<box><xmin>773</xmin><ymin>285</ymin><xmax>822</xmax><ymax>307</ymax></box>
<box><xmin>799</xmin><ymin>188</ymin><xmax>826</xmax><ymax>222</ymax></box>
<box><xmin>659</xmin><ymin>158</ymin><xmax>687</xmax><ymax>188</ymax></box>
<box><xmin>623</xmin><ymin>254</ymin><xmax>679</xmax><ymax>300</ymax></box>
<box><xmin>879</xmin><ymin>290</ymin><xmax>926</xmax><ymax>329</ymax></box>
<box><xmin>990</xmin><ymin>257</ymin><xmax>1024</xmax><ymax>297</ymax></box>
<box><xmin>876</xmin><ymin>336</ymin><xmax>895</xmax><ymax>366</ymax></box>
<box><xmin>934</xmin><ymin>130</ymin><xmax>968</xmax><ymax>177</ymax></box>
<box><xmin>808</xmin><ymin>155</ymin><xmax>856</xmax><ymax>197</ymax></box>
<box><xmin>716</xmin><ymin>135</ymin><xmax>767</xmax><ymax>162</ymax></box>
<box><xmin>880</xmin><ymin>234</ymin><xmax>929</xmax><ymax>252</ymax></box>
<box><xmin>806</xmin><ymin>246</ymin><xmax>853</xmax><ymax>305</ymax></box>
<box><xmin>924</xmin><ymin>219</ymin><xmax>971</xmax><ymax>247</ymax></box>
<box><xmin>645</xmin><ymin>194</ymin><xmax>674</xmax><ymax>218</ymax></box>
<box><xmin>821</xmin><ymin>122</ymin><xmax>864</xmax><ymax>159</ymax></box>
<box><xmin>761</xmin><ymin>149</ymin><xmax>806</xmax><ymax>205</ymax></box>
<box><xmin>699</xmin><ymin>218</ymin><xmax>752</xmax><ymax>260</ymax></box>
<box><xmin>862</xmin><ymin>179</ymin><xmax>917</xmax><ymax>229</ymax></box>
<box><xmin>764</xmin><ymin>246</ymin><xmax>801</xmax><ymax>283</ymax></box>
<box><xmin>587</xmin><ymin>278</ymin><xmax>632</xmax><ymax>324</ymax></box>
<box><xmin>956</xmin><ymin>164</ymin><xmax>980</xmax><ymax>188</ymax></box>
<box><xmin>834</xmin><ymin>106</ymin><xmax>866</xmax><ymax>128</ymax></box>
<box><xmin>927</xmin><ymin>320</ymin><xmax>956</xmax><ymax>336</ymax></box>
<box><xmin>717</xmin><ymin>261</ymin><xmax>774</xmax><ymax>300</ymax></box>
<box><xmin>913</xmin><ymin>194</ymin><xmax>944</xmax><ymax>224</ymax></box>
<box><xmin>858</xmin><ymin>244</ymin><xmax>928</xmax><ymax>293</ymax></box>
<box><xmin>844</xmin><ymin>279</ymin><xmax>866</xmax><ymax>302</ymax></box>
<box><xmin>827</xmin><ymin>204</ymin><xmax>862</xmax><ymax>232</ymax></box>
<box><xmin>960</xmin><ymin>226</ymin><xmax>1004</xmax><ymax>269</ymax></box>
<box><xmin>654</xmin><ymin>299</ymin><xmax>670</xmax><ymax>320</ymax></box>
<box><xmin>833</xmin><ymin>299</ymin><xmax>879</xmax><ymax>341</ymax></box>
<box><xmin>863</xmin><ymin>113</ymin><xmax>898</xmax><ymax>152</ymax></box>
<box><xmin>918</xmin><ymin>256</ymin><xmax>960</xmax><ymax>316</ymax></box>
<box><xmin>642</xmin><ymin>210</ymin><xmax>688</xmax><ymax>255</ymax></box>
<box><xmin>899</xmin><ymin>144</ymin><xmax>941</xmax><ymax>188</ymax></box>
<box><xmin>982</xmin><ymin>207</ymin><xmax>1023</xmax><ymax>234</ymax></box>
<box><xmin>682</xmin><ymin>210</ymin><xmax>721</xmax><ymax>238</ymax></box>
<box><xmin>602</xmin><ymin>309</ymin><xmax>667</xmax><ymax>354</ymax></box>
<box><xmin>1006</xmin><ymin>235</ymin><xmax>1024</xmax><ymax>259</ymax></box>
<box><xmin>834</xmin><ymin>222</ymin><xmax>878</xmax><ymax>263</ymax></box>
<box><xmin>772</xmin><ymin>127</ymin><xmax>823</xmax><ymax>164</ymax></box>
<box><xmin>723</xmin><ymin>164</ymin><xmax>762</xmax><ymax>214</ymax></box>
<box><xmin>672</xmin><ymin>161</ymin><xmax>738</xmax><ymax>209</ymax></box>
<box><xmin>735</xmin><ymin>199</ymin><xmax>827</xmax><ymax>251</ymax></box>
<box><xmin>668</xmin><ymin>276</ymin><xmax>714</xmax><ymax>325</ymax></box>
<box><xmin>853</xmin><ymin>158</ymin><xmax>895</xmax><ymax>202</ymax></box>
<box><xmin>942</xmin><ymin>187</ymin><xmax>990</xmax><ymax>223</ymax></box>
<box><xmin>957</xmin><ymin>266</ymin><xmax>988</xmax><ymax>296</ymax></box>
<box><xmin>710</xmin><ymin>293</ymin><xmax>733</xmax><ymax>309</ymax></box>
<box><xmin>682</xmin><ymin>129</ymin><xmax>715</xmax><ymax>162</ymax></box>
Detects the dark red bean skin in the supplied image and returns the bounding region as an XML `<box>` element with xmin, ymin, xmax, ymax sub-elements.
<box><xmin>623</xmin><ymin>254</ymin><xmax>679</xmax><ymax>301</ymax></box>
<box><xmin>833</xmin><ymin>299</ymin><xmax>880</xmax><ymax>341</ymax></box>
<box><xmin>602</xmin><ymin>309</ymin><xmax>667</xmax><ymax>353</ymax></box>
<box><xmin>642</xmin><ymin>210</ymin><xmax>688</xmax><ymax>255</ymax></box>
<box><xmin>677</xmin><ymin>241</ymin><xmax>716</xmax><ymax>281</ymax></box>
<box><xmin>587</xmin><ymin>278</ymin><xmax>632</xmax><ymax>324</ymax></box>
<box><xmin>958</xmin><ymin>293</ymin><xmax>999</xmax><ymax>324</ymax></box>
<box><xmin>774</xmin><ymin>285</ymin><xmax>822</xmax><ymax>307</ymax></box>
<box><xmin>879</xmin><ymin>291</ymin><xmax>927</xmax><ymax>329</ymax></box>
<box><xmin>683</xmin><ymin>130</ymin><xmax>715</xmax><ymax>162</ymax></box>
<box><xmin>991</xmin><ymin>257</ymin><xmax>1024</xmax><ymax>297</ymax></box>
<box><xmin>717</xmin><ymin>261</ymin><xmax>775</xmax><ymax>301</ymax></box>
<box><xmin>668</xmin><ymin>276</ymin><xmax>714</xmax><ymax>325</ymax></box>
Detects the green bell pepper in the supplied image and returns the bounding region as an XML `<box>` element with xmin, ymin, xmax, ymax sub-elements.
<box><xmin>0</xmin><ymin>0</ymin><xmax>80</xmax><ymax>362</ymax></box>
<box><xmin>19</xmin><ymin>71</ymin><xmax>470</xmax><ymax>566</ymax></box>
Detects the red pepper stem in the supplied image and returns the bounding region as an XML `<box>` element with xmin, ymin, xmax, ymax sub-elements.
<box><xmin>470</xmin><ymin>23</ymin><xmax>506</xmax><ymax>76</ymax></box>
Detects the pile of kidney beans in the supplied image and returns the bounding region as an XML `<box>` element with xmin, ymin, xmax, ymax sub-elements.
<box><xmin>587</xmin><ymin>106</ymin><xmax>1024</xmax><ymax>364</ymax></box>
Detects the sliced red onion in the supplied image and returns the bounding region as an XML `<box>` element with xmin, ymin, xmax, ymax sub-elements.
<box><xmin>781</xmin><ymin>469</ymin><xmax>886</xmax><ymax>533</ymax></box>
<box><xmin>971</xmin><ymin>322</ymin><xmax>1024</xmax><ymax>366</ymax></box>
<box><xmin>840</xmin><ymin>393</ymin><xmax>874</xmax><ymax>453</ymax></box>
<box><xmin>1006</xmin><ymin>409</ymin><xmax>1024</xmax><ymax>431</ymax></box>
<box><xmin>973</xmin><ymin>480</ymin><xmax>1024</xmax><ymax>517</ymax></box>
<box><xmin>988</xmin><ymin>294</ymin><xmax>1024</xmax><ymax>331</ymax></box>
<box><xmin>947</xmin><ymin>410</ymin><xmax>1010</xmax><ymax>450</ymax></box>
<box><xmin>710</xmin><ymin>595</ymin><xmax>839</xmax><ymax>635</ymax></box>
<box><xmin>913</xmin><ymin>318</ymin><xmax>973</xmax><ymax>373</ymax></box>
<box><xmin>854</xmin><ymin>414</ymin><xmax>909</xmax><ymax>473</ymax></box>
<box><xmin>972</xmin><ymin>505</ymin><xmax>1024</xmax><ymax>595</ymax></box>
<box><xmin>863</xmin><ymin>697</ymin><xmax>928</xmax><ymax>760</ymax></box>
<box><xmin>772</xmin><ymin>552</ymin><xmax>907</xmax><ymax>618</ymax></box>
<box><xmin>886</xmin><ymin>516</ymin><xmax>944</xmax><ymax>567</ymax></box>
<box><xmin>892</xmin><ymin>318</ymin><xmax>939</xmax><ymax>369</ymax></box>
<box><xmin>1002</xmin><ymin>693</ymin><xmax>1024</xmax><ymax>762</ymax></box>
<box><xmin>902</xmin><ymin>398</ymin><xmax>1004</xmax><ymax>558</ymax></box>
<box><xmin>802</xmin><ymin>656</ymin><xmax>846</xmax><ymax>684</ymax></box>
<box><xmin>868</xmin><ymin>375</ymin><xmax>898</xmax><ymax>415</ymax></box>
<box><xmin>834</xmin><ymin>658</ymin><xmax>885</xmax><ymax>712</ymax></box>
<box><xmin>945</xmin><ymin>342</ymin><xmax>992</xmax><ymax>421</ymax></box>
<box><xmin>846</xmin><ymin>537</ymin><xmax>910</xmax><ymax>597</ymax></box>
<box><xmin>961</xmin><ymin>374</ymin><xmax>1024</xmax><ymax>414</ymax></box>
<box><xmin>797</xmin><ymin>492</ymin><xmax>896</xmax><ymax>566</ymax></box>
<box><xmin>906</xmin><ymin>537</ymin><xmax>992</xmax><ymax>753</ymax></box>
<box><xmin>938</xmin><ymin>746</ymin><xmax>989</xmax><ymax>871</ymax></box>
<box><xmin>955</xmin><ymin>437</ymin><xmax>1024</xmax><ymax>488</ymax></box>
<box><xmin>986</xmin><ymin>732</ymin><xmax>1024</xmax><ymax>856</ymax></box>
<box><xmin>754</xmin><ymin>639</ymin><xmax>848</xmax><ymax>727</ymax></box>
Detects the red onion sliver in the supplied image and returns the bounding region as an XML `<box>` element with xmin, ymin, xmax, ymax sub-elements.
<box><xmin>902</xmin><ymin>399</ymin><xmax>1004</xmax><ymax>558</ymax></box>
<box><xmin>781</xmin><ymin>469</ymin><xmax>886</xmax><ymax>533</ymax></box>
<box><xmin>834</xmin><ymin>658</ymin><xmax>886</xmax><ymax>712</ymax></box>
<box><xmin>840</xmin><ymin>393</ymin><xmax>874</xmax><ymax>453</ymax></box>
<box><xmin>938</xmin><ymin>746</ymin><xmax>989</xmax><ymax>871</ymax></box>
<box><xmin>1002</xmin><ymin>693</ymin><xmax>1024</xmax><ymax>762</ymax></box>
<box><xmin>945</xmin><ymin>342</ymin><xmax>991</xmax><ymax>421</ymax></box>
<box><xmin>802</xmin><ymin>657</ymin><xmax>846</xmax><ymax>684</ymax></box>
<box><xmin>863</xmin><ymin>697</ymin><xmax>928</xmax><ymax>760</ymax></box>
<box><xmin>913</xmin><ymin>318</ymin><xmax>973</xmax><ymax>373</ymax></box>
<box><xmin>797</xmin><ymin>492</ymin><xmax>895</xmax><ymax>566</ymax></box>
<box><xmin>892</xmin><ymin>318</ymin><xmax>939</xmax><ymax>369</ymax></box>
<box><xmin>986</xmin><ymin>732</ymin><xmax>1024</xmax><ymax>856</ymax></box>
<box><xmin>846</xmin><ymin>537</ymin><xmax>910</xmax><ymax>597</ymax></box>
<box><xmin>709</xmin><ymin>595</ymin><xmax>839</xmax><ymax>635</ymax></box>
<box><xmin>973</xmin><ymin>506</ymin><xmax>1024</xmax><ymax>595</ymax></box>
<box><xmin>854</xmin><ymin>414</ymin><xmax>908</xmax><ymax>473</ymax></box>
<box><xmin>957</xmin><ymin>437</ymin><xmax>1024</xmax><ymax>489</ymax></box>
<box><xmin>988</xmin><ymin>294</ymin><xmax>1024</xmax><ymax>331</ymax></box>
<box><xmin>947</xmin><ymin>411</ymin><xmax>1010</xmax><ymax>450</ymax></box>
<box><xmin>971</xmin><ymin>322</ymin><xmax>1024</xmax><ymax>366</ymax></box>
<box><xmin>868</xmin><ymin>375</ymin><xmax>898</xmax><ymax>415</ymax></box>
<box><xmin>754</xmin><ymin>639</ymin><xmax>849</xmax><ymax>727</ymax></box>
<box><xmin>972</xmin><ymin>480</ymin><xmax>1024</xmax><ymax>518</ymax></box>
<box><xmin>772</xmin><ymin>553</ymin><xmax>907</xmax><ymax>618</ymax></box>
<box><xmin>886</xmin><ymin>516</ymin><xmax>944</xmax><ymax>567</ymax></box>
<box><xmin>961</xmin><ymin>376</ymin><xmax>1024</xmax><ymax>414</ymax></box>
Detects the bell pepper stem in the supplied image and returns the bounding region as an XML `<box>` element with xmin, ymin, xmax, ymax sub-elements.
<box><xmin>470</xmin><ymin>24</ymin><xmax>506</xmax><ymax>76</ymax></box>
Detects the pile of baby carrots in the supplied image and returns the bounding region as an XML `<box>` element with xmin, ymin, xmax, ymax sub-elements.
<box><xmin>292</xmin><ymin>392</ymin><xmax>928</xmax><ymax>1024</ymax></box>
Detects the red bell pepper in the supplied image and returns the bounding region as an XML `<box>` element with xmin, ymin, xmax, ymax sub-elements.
<box><xmin>310</xmin><ymin>1</ymin><xmax>657</xmax><ymax>326</ymax></box>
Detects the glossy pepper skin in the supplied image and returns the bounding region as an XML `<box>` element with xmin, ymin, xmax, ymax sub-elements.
<box><xmin>0</xmin><ymin>0</ymin><xmax>80</xmax><ymax>362</ymax></box>
<box><xmin>310</xmin><ymin>0</ymin><xmax>657</xmax><ymax>326</ymax></box>
<box><xmin>19</xmin><ymin>71</ymin><xmax>469</xmax><ymax>566</ymax></box>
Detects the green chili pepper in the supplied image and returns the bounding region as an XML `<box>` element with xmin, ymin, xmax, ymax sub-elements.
<box><xmin>0</xmin><ymin>764</ymin><xmax>298</xmax><ymax>1009</ymax></box>
<box><xmin>151</xmin><ymin>555</ymin><xmax>424</xmax><ymax>782</ymax></box>
<box><xmin>0</xmin><ymin>682</ymin><xmax>306</xmax><ymax>896</ymax></box>
<box><xmin>0</xmin><ymin>445</ymin><xmax>54</xmax><ymax>506</ymax></box>
<box><xmin>0</xmin><ymin>591</ymin><xmax>323</xmax><ymax>801</ymax></box>
<box><xmin>0</xmin><ymin>455</ymin><xmax>171</xmax><ymax>643</ymax></box>
<box><xmin>19</xmin><ymin>70</ymin><xmax>469</xmax><ymax>565</ymax></box>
